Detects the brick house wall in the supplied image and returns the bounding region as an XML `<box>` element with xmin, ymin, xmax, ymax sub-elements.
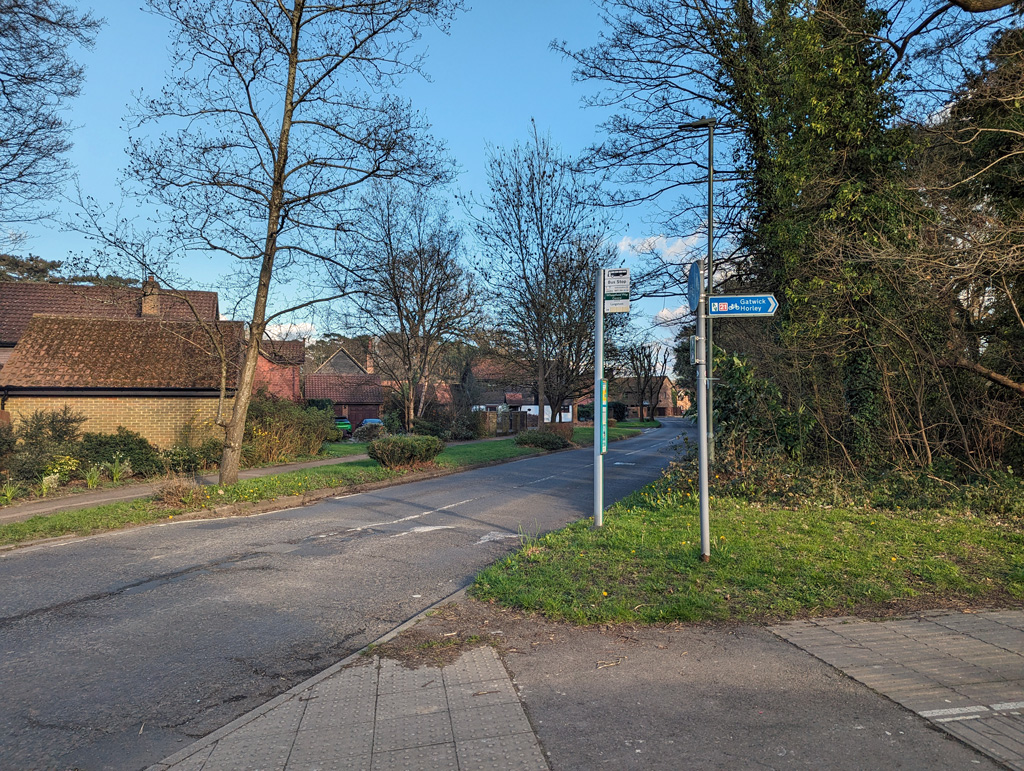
<box><xmin>4</xmin><ymin>395</ymin><xmax>231</xmax><ymax>449</ymax></box>
<box><xmin>254</xmin><ymin>356</ymin><xmax>301</xmax><ymax>401</ymax></box>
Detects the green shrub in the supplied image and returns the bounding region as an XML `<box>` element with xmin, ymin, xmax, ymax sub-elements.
<box><xmin>609</xmin><ymin>401</ymin><xmax>628</xmax><ymax>422</ymax></box>
<box><xmin>515</xmin><ymin>431</ymin><xmax>571</xmax><ymax>451</ymax></box>
<box><xmin>411</xmin><ymin>417</ymin><xmax>444</xmax><ymax>438</ymax></box>
<box><xmin>577</xmin><ymin>403</ymin><xmax>594</xmax><ymax>421</ymax></box>
<box><xmin>368</xmin><ymin>435</ymin><xmax>445</xmax><ymax>468</ymax></box>
<box><xmin>352</xmin><ymin>423</ymin><xmax>388</xmax><ymax>443</ymax></box>
<box><xmin>163</xmin><ymin>438</ymin><xmax>222</xmax><ymax>473</ymax></box>
<box><xmin>6</xmin><ymin>445</ymin><xmax>59</xmax><ymax>482</ymax></box>
<box><xmin>0</xmin><ymin>422</ymin><xmax>16</xmax><ymax>461</ymax></box>
<box><xmin>306</xmin><ymin>398</ymin><xmax>334</xmax><ymax>413</ymax></box>
<box><xmin>3</xmin><ymin>407</ymin><xmax>88</xmax><ymax>482</ymax></box>
<box><xmin>324</xmin><ymin>428</ymin><xmax>344</xmax><ymax>443</ymax></box>
<box><xmin>79</xmin><ymin>428</ymin><xmax>164</xmax><ymax>477</ymax></box>
<box><xmin>244</xmin><ymin>392</ymin><xmax>333</xmax><ymax>464</ymax></box>
<box><xmin>17</xmin><ymin>406</ymin><xmax>87</xmax><ymax>445</ymax></box>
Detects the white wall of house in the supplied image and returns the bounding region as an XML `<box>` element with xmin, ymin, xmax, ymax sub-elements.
<box><xmin>517</xmin><ymin>403</ymin><xmax>573</xmax><ymax>422</ymax></box>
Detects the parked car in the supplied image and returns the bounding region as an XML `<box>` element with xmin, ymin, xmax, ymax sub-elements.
<box><xmin>334</xmin><ymin>416</ymin><xmax>352</xmax><ymax>434</ymax></box>
<box><xmin>359</xmin><ymin>418</ymin><xmax>384</xmax><ymax>428</ymax></box>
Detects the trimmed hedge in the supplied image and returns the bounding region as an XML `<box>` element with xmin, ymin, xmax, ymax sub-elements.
<box><xmin>368</xmin><ymin>435</ymin><xmax>445</xmax><ymax>468</ymax></box>
<box><xmin>515</xmin><ymin>431</ymin><xmax>571</xmax><ymax>451</ymax></box>
<box><xmin>539</xmin><ymin>423</ymin><xmax>574</xmax><ymax>442</ymax></box>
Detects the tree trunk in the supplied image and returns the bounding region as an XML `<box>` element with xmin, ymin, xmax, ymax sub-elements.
<box><xmin>217</xmin><ymin>0</ymin><xmax>301</xmax><ymax>485</ymax></box>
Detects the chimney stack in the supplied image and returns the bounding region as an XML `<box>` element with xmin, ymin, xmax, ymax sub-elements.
<box><xmin>141</xmin><ymin>275</ymin><xmax>160</xmax><ymax>317</ymax></box>
<box><xmin>365</xmin><ymin>338</ymin><xmax>375</xmax><ymax>374</ymax></box>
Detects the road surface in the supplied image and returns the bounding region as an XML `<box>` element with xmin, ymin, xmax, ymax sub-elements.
<box><xmin>0</xmin><ymin>419</ymin><xmax>689</xmax><ymax>770</ymax></box>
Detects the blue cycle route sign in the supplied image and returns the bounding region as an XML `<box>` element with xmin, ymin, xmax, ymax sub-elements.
<box><xmin>708</xmin><ymin>294</ymin><xmax>778</xmax><ymax>317</ymax></box>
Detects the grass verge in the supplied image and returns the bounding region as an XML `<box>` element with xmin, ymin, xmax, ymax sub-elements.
<box><xmin>615</xmin><ymin>420</ymin><xmax>661</xmax><ymax>429</ymax></box>
<box><xmin>472</xmin><ymin>470</ymin><xmax>1024</xmax><ymax>623</ymax></box>
<box><xmin>318</xmin><ymin>441</ymin><xmax>373</xmax><ymax>458</ymax></box>
<box><xmin>0</xmin><ymin>460</ymin><xmax>399</xmax><ymax>547</ymax></box>
<box><xmin>572</xmin><ymin>425</ymin><xmax>644</xmax><ymax>445</ymax></box>
<box><xmin>435</xmin><ymin>439</ymin><xmax>541</xmax><ymax>467</ymax></box>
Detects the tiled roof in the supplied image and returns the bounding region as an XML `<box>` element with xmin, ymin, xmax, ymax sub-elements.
<box><xmin>313</xmin><ymin>344</ymin><xmax>367</xmax><ymax>375</ymax></box>
<box><xmin>305</xmin><ymin>373</ymin><xmax>384</xmax><ymax>404</ymax></box>
<box><xmin>260</xmin><ymin>338</ymin><xmax>305</xmax><ymax>367</ymax></box>
<box><xmin>471</xmin><ymin>357</ymin><xmax>530</xmax><ymax>384</ymax></box>
<box><xmin>0</xmin><ymin>316</ymin><xmax>243</xmax><ymax>389</ymax></box>
<box><xmin>0</xmin><ymin>281</ymin><xmax>220</xmax><ymax>346</ymax></box>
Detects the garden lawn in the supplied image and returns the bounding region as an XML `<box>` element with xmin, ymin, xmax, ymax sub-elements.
<box><xmin>572</xmin><ymin>425</ymin><xmax>643</xmax><ymax>446</ymax></box>
<box><xmin>472</xmin><ymin>476</ymin><xmax>1024</xmax><ymax>624</ymax></box>
<box><xmin>318</xmin><ymin>441</ymin><xmax>373</xmax><ymax>458</ymax></box>
<box><xmin>435</xmin><ymin>439</ymin><xmax>541</xmax><ymax>468</ymax></box>
<box><xmin>615</xmin><ymin>420</ymin><xmax>661</xmax><ymax>429</ymax></box>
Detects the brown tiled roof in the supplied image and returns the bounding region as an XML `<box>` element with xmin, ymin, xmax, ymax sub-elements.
<box><xmin>260</xmin><ymin>338</ymin><xmax>305</xmax><ymax>367</ymax></box>
<box><xmin>305</xmin><ymin>373</ymin><xmax>384</xmax><ymax>404</ymax></box>
<box><xmin>471</xmin><ymin>356</ymin><xmax>529</xmax><ymax>384</ymax></box>
<box><xmin>0</xmin><ymin>281</ymin><xmax>220</xmax><ymax>346</ymax></box>
<box><xmin>0</xmin><ymin>316</ymin><xmax>243</xmax><ymax>390</ymax></box>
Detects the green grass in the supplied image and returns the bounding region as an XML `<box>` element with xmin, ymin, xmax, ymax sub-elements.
<box><xmin>0</xmin><ymin>460</ymin><xmax>400</xmax><ymax>547</ymax></box>
<box><xmin>472</xmin><ymin>472</ymin><xmax>1024</xmax><ymax>623</ymax></box>
<box><xmin>572</xmin><ymin>425</ymin><xmax>643</xmax><ymax>445</ymax></box>
<box><xmin>435</xmin><ymin>439</ymin><xmax>541</xmax><ymax>468</ymax></box>
<box><xmin>318</xmin><ymin>441</ymin><xmax>373</xmax><ymax>458</ymax></box>
<box><xmin>615</xmin><ymin>419</ymin><xmax>661</xmax><ymax>429</ymax></box>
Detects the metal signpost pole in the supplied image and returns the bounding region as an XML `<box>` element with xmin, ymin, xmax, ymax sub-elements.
<box><xmin>594</xmin><ymin>269</ymin><xmax>604</xmax><ymax>528</ymax></box>
<box><xmin>691</xmin><ymin>261</ymin><xmax>711</xmax><ymax>562</ymax></box>
<box><xmin>706</xmin><ymin>120</ymin><xmax>716</xmax><ymax>466</ymax></box>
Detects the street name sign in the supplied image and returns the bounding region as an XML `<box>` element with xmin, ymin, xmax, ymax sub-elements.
<box><xmin>604</xmin><ymin>268</ymin><xmax>630</xmax><ymax>313</ymax></box>
<box><xmin>708</xmin><ymin>294</ymin><xmax>778</xmax><ymax>317</ymax></box>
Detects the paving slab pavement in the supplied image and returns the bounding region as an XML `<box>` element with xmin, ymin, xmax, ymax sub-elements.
<box><xmin>772</xmin><ymin>610</ymin><xmax>1024</xmax><ymax>770</ymax></box>
<box><xmin>146</xmin><ymin>603</ymin><xmax>1024</xmax><ymax>771</ymax></box>
<box><xmin>147</xmin><ymin>646</ymin><xmax>547</xmax><ymax>771</ymax></box>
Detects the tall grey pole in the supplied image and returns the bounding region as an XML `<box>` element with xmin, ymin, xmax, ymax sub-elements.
<box><xmin>594</xmin><ymin>269</ymin><xmax>604</xmax><ymax>527</ymax></box>
<box><xmin>696</xmin><ymin>268</ymin><xmax>711</xmax><ymax>561</ymax></box>
<box><xmin>706</xmin><ymin>121</ymin><xmax>716</xmax><ymax>466</ymax></box>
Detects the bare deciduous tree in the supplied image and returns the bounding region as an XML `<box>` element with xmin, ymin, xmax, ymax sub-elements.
<box><xmin>468</xmin><ymin>125</ymin><xmax>610</xmax><ymax>424</ymax></box>
<box><xmin>0</xmin><ymin>0</ymin><xmax>100</xmax><ymax>234</ymax></box>
<box><xmin>346</xmin><ymin>181</ymin><xmax>479</xmax><ymax>430</ymax></box>
<box><xmin>83</xmin><ymin>0</ymin><xmax>458</xmax><ymax>484</ymax></box>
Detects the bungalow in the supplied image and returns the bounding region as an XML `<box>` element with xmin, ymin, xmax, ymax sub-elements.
<box><xmin>0</xmin><ymin>278</ymin><xmax>305</xmax><ymax>446</ymax></box>
<box><xmin>0</xmin><ymin>315</ymin><xmax>242</xmax><ymax>448</ymax></box>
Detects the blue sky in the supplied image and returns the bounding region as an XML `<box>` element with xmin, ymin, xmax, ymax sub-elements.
<box><xmin>20</xmin><ymin>1</ymin><xmax>691</xmax><ymax>337</ymax></box>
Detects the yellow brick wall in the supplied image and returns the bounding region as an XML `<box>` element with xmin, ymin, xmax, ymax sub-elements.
<box><xmin>3</xmin><ymin>395</ymin><xmax>231</xmax><ymax>449</ymax></box>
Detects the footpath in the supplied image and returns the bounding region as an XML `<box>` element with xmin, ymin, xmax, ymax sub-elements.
<box><xmin>146</xmin><ymin>594</ymin><xmax>1024</xmax><ymax>771</ymax></box>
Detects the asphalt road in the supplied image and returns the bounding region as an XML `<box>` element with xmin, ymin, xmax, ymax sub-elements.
<box><xmin>0</xmin><ymin>420</ymin><xmax>689</xmax><ymax>771</ymax></box>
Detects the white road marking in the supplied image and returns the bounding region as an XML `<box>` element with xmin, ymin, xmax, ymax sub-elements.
<box><xmin>475</xmin><ymin>531</ymin><xmax>523</xmax><ymax>545</ymax></box>
<box><xmin>390</xmin><ymin>525</ymin><xmax>456</xmax><ymax>538</ymax></box>
<box><xmin>920</xmin><ymin>705</ymin><xmax>988</xmax><ymax>718</ymax></box>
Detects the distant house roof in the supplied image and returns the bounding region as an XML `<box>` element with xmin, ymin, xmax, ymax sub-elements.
<box><xmin>471</xmin><ymin>356</ymin><xmax>529</xmax><ymax>385</ymax></box>
<box><xmin>305</xmin><ymin>373</ymin><xmax>384</xmax><ymax>404</ymax></box>
<box><xmin>0</xmin><ymin>316</ymin><xmax>243</xmax><ymax>390</ymax></box>
<box><xmin>260</xmin><ymin>338</ymin><xmax>305</xmax><ymax>367</ymax></box>
<box><xmin>313</xmin><ymin>344</ymin><xmax>367</xmax><ymax>375</ymax></box>
<box><xmin>0</xmin><ymin>280</ymin><xmax>220</xmax><ymax>346</ymax></box>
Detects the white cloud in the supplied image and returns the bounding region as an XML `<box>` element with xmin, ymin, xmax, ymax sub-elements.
<box><xmin>265</xmin><ymin>322</ymin><xmax>317</xmax><ymax>341</ymax></box>
<box><xmin>656</xmin><ymin>305</ymin><xmax>692</xmax><ymax>324</ymax></box>
<box><xmin>617</xmin><ymin>234</ymin><xmax>701</xmax><ymax>264</ymax></box>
